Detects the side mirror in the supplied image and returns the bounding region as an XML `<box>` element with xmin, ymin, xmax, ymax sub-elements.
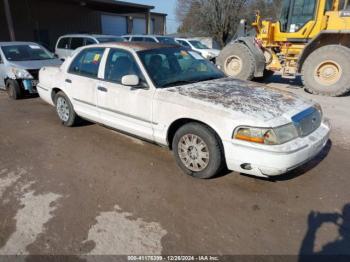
<box><xmin>121</xmin><ymin>74</ymin><xmax>140</xmax><ymax>86</ymax></box>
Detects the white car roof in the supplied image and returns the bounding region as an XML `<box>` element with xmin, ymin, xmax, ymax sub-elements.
<box><xmin>58</xmin><ymin>34</ymin><xmax>123</xmax><ymax>39</ymax></box>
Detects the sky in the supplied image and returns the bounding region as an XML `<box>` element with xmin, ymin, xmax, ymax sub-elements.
<box><xmin>121</xmin><ymin>0</ymin><xmax>180</xmax><ymax>34</ymax></box>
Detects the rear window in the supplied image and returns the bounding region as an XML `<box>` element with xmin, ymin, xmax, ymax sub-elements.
<box><xmin>85</xmin><ymin>38</ymin><xmax>97</xmax><ymax>46</ymax></box>
<box><xmin>70</xmin><ymin>38</ymin><xmax>85</xmax><ymax>50</ymax></box>
<box><xmin>144</xmin><ymin>37</ymin><xmax>157</xmax><ymax>43</ymax></box>
<box><xmin>131</xmin><ymin>37</ymin><xmax>144</xmax><ymax>42</ymax></box>
<box><xmin>57</xmin><ymin>37</ymin><xmax>70</xmax><ymax>49</ymax></box>
<box><xmin>156</xmin><ymin>37</ymin><xmax>178</xmax><ymax>45</ymax></box>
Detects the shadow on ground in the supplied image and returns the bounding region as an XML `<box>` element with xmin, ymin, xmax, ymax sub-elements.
<box><xmin>299</xmin><ymin>203</ymin><xmax>350</xmax><ymax>262</ymax></box>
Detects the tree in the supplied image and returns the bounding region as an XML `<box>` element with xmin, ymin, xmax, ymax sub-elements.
<box><xmin>176</xmin><ymin>0</ymin><xmax>282</xmax><ymax>47</ymax></box>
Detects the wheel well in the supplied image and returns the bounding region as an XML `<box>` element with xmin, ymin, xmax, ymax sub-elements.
<box><xmin>51</xmin><ymin>88</ymin><xmax>62</xmax><ymax>103</ymax></box>
<box><xmin>167</xmin><ymin>118</ymin><xmax>222</xmax><ymax>150</ymax></box>
<box><xmin>298</xmin><ymin>32</ymin><xmax>350</xmax><ymax>72</ymax></box>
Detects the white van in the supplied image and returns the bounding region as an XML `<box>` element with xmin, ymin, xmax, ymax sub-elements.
<box><xmin>55</xmin><ymin>34</ymin><xmax>125</xmax><ymax>60</ymax></box>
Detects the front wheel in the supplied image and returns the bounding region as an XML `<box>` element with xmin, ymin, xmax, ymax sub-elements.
<box><xmin>302</xmin><ymin>45</ymin><xmax>350</xmax><ymax>96</ymax></box>
<box><xmin>6</xmin><ymin>80</ymin><xmax>23</xmax><ymax>100</ymax></box>
<box><xmin>54</xmin><ymin>91</ymin><xmax>78</xmax><ymax>127</ymax></box>
<box><xmin>172</xmin><ymin>123</ymin><xmax>225</xmax><ymax>179</ymax></box>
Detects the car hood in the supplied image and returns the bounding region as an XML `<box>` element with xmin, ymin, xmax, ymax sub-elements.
<box><xmin>164</xmin><ymin>77</ymin><xmax>313</xmax><ymax>122</ymax></box>
<box><xmin>7</xmin><ymin>59</ymin><xmax>62</xmax><ymax>70</ymax></box>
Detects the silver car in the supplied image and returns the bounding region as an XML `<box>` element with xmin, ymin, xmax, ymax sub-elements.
<box><xmin>0</xmin><ymin>42</ymin><xmax>61</xmax><ymax>99</ymax></box>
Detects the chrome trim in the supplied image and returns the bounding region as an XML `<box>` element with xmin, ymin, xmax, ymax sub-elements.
<box><xmin>99</xmin><ymin>105</ymin><xmax>158</xmax><ymax>125</ymax></box>
<box><xmin>73</xmin><ymin>98</ymin><xmax>96</xmax><ymax>107</ymax></box>
<box><xmin>36</xmin><ymin>85</ymin><xmax>48</xmax><ymax>91</ymax></box>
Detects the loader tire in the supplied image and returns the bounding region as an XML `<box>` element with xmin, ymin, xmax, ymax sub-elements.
<box><xmin>302</xmin><ymin>45</ymin><xmax>350</xmax><ymax>96</ymax></box>
<box><xmin>216</xmin><ymin>43</ymin><xmax>255</xmax><ymax>80</ymax></box>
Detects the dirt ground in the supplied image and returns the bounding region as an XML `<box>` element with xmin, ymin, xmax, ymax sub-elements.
<box><xmin>0</xmin><ymin>76</ymin><xmax>350</xmax><ymax>260</ymax></box>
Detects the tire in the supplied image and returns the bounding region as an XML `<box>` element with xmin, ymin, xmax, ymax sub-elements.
<box><xmin>6</xmin><ymin>80</ymin><xmax>23</xmax><ymax>100</ymax></box>
<box><xmin>172</xmin><ymin>122</ymin><xmax>225</xmax><ymax>179</ymax></box>
<box><xmin>216</xmin><ymin>43</ymin><xmax>255</xmax><ymax>80</ymax></box>
<box><xmin>54</xmin><ymin>91</ymin><xmax>78</xmax><ymax>127</ymax></box>
<box><xmin>302</xmin><ymin>45</ymin><xmax>350</xmax><ymax>96</ymax></box>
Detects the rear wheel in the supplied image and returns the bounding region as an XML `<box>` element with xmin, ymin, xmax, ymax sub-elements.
<box><xmin>172</xmin><ymin>123</ymin><xmax>225</xmax><ymax>179</ymax></box>
<box><xmin>302</xmin><ymin>45</ymin><xmax>350</xmax><ymax>96</ymax></box>
<box><xmin>6</xmin><ymin>80</ymin><xmax>23</xmax><ymax>100</ymax></box>
<box><xmin>216</xmin><ymin>43</ymin><xmax>255</xmax><ymax>80</ymax></box>
<box><xmin>54</xmin><ymin>91</ymin><xmax>78</xmax><ymax>127</ymax></box>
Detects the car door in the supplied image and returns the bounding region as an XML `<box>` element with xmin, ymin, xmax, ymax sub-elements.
<box><xmin>65</xmin><ymin>47</ymin><xmax>105</xmax><ymax>122</ymax></box>
<box><xmin>68</xmin><ymin>37</ymin><xmax>85</xmax><ymax>58</ymax></box>
<box><xmin>55</xmin><ymin>37</ymin><xmax>70</xmax><ymax>59</ymax></box>
<box><xmin>97</xmin><ymin>48</ymin><xmax>154</xmax><ymax>140</ymax></box>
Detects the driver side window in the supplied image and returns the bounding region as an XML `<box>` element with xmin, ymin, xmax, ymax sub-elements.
<box><xmin>104</xmin><ymin>48</ymin><xmax>145</xmax><ymax>84</ymax></box>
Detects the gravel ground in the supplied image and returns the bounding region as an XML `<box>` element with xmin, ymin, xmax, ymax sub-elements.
<box><xmin>0</xmin><ymin>77</ymin><xmax>349</xmax><ymax>260</ymax></box>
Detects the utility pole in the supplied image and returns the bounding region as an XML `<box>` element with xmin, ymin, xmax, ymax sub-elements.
<box><xmin>3</xmin><ymin>0</ymin><xmax>15</xmax><ymax>41</ymax></box>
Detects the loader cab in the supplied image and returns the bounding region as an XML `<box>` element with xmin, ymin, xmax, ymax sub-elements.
<box><xmin>279</xmin><ymin>0</ymin><xmax>318</xmax><ymax>32</ymax></box>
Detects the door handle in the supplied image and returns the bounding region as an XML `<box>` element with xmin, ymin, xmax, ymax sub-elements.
<box><xmin>97</xmin><ymin>86</ymin><xmax>108</xmax><ymax>92</ymax></box>
<box><xmin>65</xmin><ymin>79</ymin><xmax>72</xmax><ymax>83</ymax></box>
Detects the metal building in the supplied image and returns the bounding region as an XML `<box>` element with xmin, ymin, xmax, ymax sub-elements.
<box><xmin>1</xmin><ymin>0</ymin><xmax>167</xmax><ymax>49</ymax></box>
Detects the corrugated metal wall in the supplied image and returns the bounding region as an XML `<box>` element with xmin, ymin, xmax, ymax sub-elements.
<box><xmin>0</xmin><ymin>0</ymin><xmax>10</xmax><ymax>41</ymax></box>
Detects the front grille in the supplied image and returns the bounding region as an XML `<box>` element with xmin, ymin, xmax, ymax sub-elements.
<box><xmin>27</xmin><ymin>69</ymin><xmax>39</xmax><ymax>80</ymax></box>
<box><xmin>292</xmin><ymin>107</ymin><xmax>322</xmax><ymax>137</ymax></box>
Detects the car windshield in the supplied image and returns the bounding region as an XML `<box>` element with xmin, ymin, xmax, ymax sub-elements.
<box><xmin>1</xmin><ymin>44</ymin><xmax>54</xmax><ymax>61</ymax></box>
<box><xmin>97</xmin><ymin>37</ymin><xmax>125</xmax><ymax>43</ymax></box>
<box><xmin>156</xmin><ymin>37</ymin><xmax>178</xmax><ymax>45</ymax></box>
<box><xmin>138</xmin><ymin>47</ymin><xmax>225</xmax><ymax>88</ymax></box>
<box><xmin>189</xmin><ymin>40</ymin><xmax>209</xmax><ymax>49</ymax></box>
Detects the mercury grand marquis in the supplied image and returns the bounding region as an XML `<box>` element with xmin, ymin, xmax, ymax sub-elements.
<box><xmin>37</xmin><ymin>42</ymin><xmax>330</xmax><ymax>179</ymax></box>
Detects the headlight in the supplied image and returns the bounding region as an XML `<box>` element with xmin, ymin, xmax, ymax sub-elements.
<box><xmin>314</xmin><ymin>103</ymin><xmax>323</xmax><ymax>119</ymax></box>
<box><xmin>11</xmin><ymin>68</ymin><xmax>33</xmax><ymax>79</ymax></box>
<box><xmin>234</xmin><ymin>124</ymin><xmax>299</xmax><ymax>145</ymax></box>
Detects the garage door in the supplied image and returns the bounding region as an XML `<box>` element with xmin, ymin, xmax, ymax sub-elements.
<box><xmin>133</xmin><ymin>18</ymin><xmax>146</xmax><ymax>34</ymax></box>
<box><xmin>101</xmin><ymin>15</ymin><xmax>127</xmax><ymax>36</ymax></box>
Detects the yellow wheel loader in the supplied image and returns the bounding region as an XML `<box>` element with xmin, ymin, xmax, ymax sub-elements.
<box><xmin>216</xmin><ymin>0</ymin><xmax>350</xmax><ymax>96</ymax></box>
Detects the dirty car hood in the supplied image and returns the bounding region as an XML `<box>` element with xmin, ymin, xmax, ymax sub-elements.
<box><xmin>165</xmin><ymin>77</ymin><xmax>313</xmax><ymax>121</ymax></box>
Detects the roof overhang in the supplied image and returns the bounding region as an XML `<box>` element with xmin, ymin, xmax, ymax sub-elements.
<box><xmin>65</xmin><ymin>0</ymin><xmax>154</xmax><ymax>13</ymax></box>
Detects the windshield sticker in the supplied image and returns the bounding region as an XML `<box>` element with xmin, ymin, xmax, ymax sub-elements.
<box><xmin>189</xmin><ymin>51</ymin><xmax>204</xmax><ymax>60</ymax></box>
<box><xmin>93</xmin><ymin>54</ymin><xmax>101</xmax><ymax>63</ymax></box>
<box><xmin>29</xmin><ymin>45</ymin><xmax>41</xmax><ymax>49</ymax></box>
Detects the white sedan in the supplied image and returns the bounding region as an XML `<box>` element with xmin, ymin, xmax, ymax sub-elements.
<box><xmin>37</xmin><ymin>42</ymin><xmax>330</xmax><ymax>179</ymax></box>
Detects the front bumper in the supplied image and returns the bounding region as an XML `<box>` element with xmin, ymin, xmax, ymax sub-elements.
<box><xmin>224</xmin><ymin>119</ymin><xmax>331</xmax><ymax>177</ymax></box>
<box><xmin>21</xmin><ymin>79</ymin><xmax>38</xmax><ymax>94</ymax></box>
